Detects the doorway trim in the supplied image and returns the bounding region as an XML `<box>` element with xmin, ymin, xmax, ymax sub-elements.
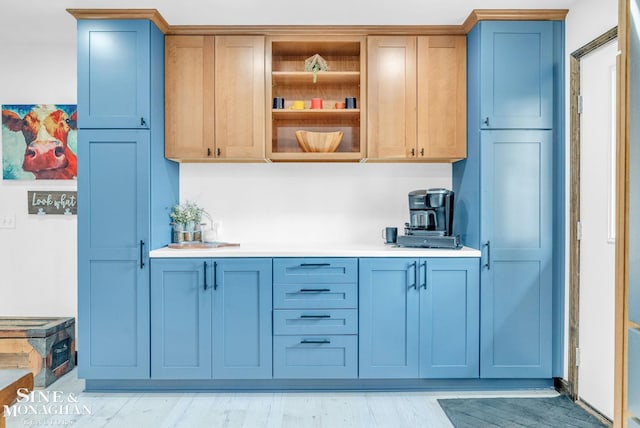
<box><xmin>568</xmin><ymin>26</ymin><xmax>618</xmax><ymax>401</ymax></box>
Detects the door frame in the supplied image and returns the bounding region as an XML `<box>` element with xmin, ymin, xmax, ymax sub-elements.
<box><xmin>568</xmin><ymin>26</ymin><xmax>618</xmax><ymax>402</ymax></box>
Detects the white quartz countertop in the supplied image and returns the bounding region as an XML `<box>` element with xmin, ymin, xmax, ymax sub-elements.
<box><xmin>149</xmin><ymin>243</ymin><xmax>481</xmax><ymax>258</ymax></box>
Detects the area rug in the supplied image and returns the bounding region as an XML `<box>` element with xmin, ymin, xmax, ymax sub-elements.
<box><xmin>437</xmin><ymin>395</ymin><xmax>608</xmax><ymax>428</ymax></box>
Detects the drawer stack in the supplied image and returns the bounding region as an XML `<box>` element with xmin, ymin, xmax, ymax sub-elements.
<box><xmin>272</xmin><ymin>258</ymin><xmax>358</xmax><ymax>378</ymax></box>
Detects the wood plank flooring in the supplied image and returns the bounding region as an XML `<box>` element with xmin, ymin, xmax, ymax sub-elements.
<box><xmin>4</xmin><ymin>369</ymin><xmax>559</xmax><ymax>428</ymax></box>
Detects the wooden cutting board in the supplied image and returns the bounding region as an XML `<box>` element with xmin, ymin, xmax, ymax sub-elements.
<box><xmin>167</xmin><ymin>242</ymin><xmax>240</xmax><ymax>249</ymax></box>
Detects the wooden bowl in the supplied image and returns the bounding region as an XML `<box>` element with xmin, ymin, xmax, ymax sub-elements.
<box><xmin>295</xmin><ymin>130</ymin><xmax>344</xmax><ymax>153</ymax></box>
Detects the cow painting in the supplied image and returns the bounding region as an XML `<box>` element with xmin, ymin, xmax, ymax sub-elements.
<box><xmin>2</xmin><ymin>104</ymin><xmax>77</xmax><ymax>180</ymax></box>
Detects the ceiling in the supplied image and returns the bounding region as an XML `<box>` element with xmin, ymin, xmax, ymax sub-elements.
<box><xmin>1</xmin><ymin>0</ymin><xmax>578</xmax><ymax>46</ymax></box>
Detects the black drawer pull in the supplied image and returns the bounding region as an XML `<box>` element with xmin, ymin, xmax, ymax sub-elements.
<box><xmin>300</xmin><ymin>339</ymin><xmax>331</xmax><ymax>344</ymax></box>
<box><xmin>299</xmin><ymin>263</ymin><xmax>331</xmax><ymax>267</ymax></box>
<box><xmin>299</xmin><ymin>288</ymin><xmax>331</xmax><ymax>293</ymax></box>
<box><xmin>300</xmin><ymin>314</ymin><xmax>331</xmax><ymax>319</ymax></box>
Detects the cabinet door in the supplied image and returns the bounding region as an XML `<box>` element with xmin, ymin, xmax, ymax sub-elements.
<box><xmin>479</xmin><ymin>21</ymin><xmax>553</xmax><ymax>130</ymax></box>
<box><xmin>417</xmin><ymin>36</ymin><xmax>466</xmax><ymax>160</ymax></box>
<box><xmin>420</xmin><ymin>258</ymin><xmax>479</xmax><ymax>378</ymax></box>
<box><xmin>367</xmin><ymin>36</ymin><xmax>417</xmax><ymax>159</ymax></box>
<box><xmin>214</xmin><ymin>36</ymin><xmax>265</xmax><ymax>159</ymax></box>
<box><xmin>165</xmin><ymin>36</ymin><xmax>215</xmax><ymax>160</ymax></box>
<box><xmin>480</xmin><ymin>130</ymin><xmax>553</xmax><ymax>378</ymax></box>
<box><xmin>212</xmin><ymin>258</ymin><xmax>272</xmax><ymax>379</ymax></box>
<box><xmin>77</xmin><ymin>20</ymin><xmax>150</xmax><ymax>129</ymax></box>
<box><xmin>151</xmin><ymin>258</ymin><xmax>212</xmax><ymax>379</ymax></box>
<box><xmin>359</xmin><ymin>258</ymin><xmax>420</xmax><ymax>378</ymax></box>
<box><xmin>77</xmin><ymin>129</ymin><xmax>150</xmax><ymax>379</ymax></box>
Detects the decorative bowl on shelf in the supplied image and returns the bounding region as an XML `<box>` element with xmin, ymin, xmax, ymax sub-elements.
<box><xmin>295</xmin><ymin>130</ymin><xmax>344</xmax><ymax>153</ymax></box>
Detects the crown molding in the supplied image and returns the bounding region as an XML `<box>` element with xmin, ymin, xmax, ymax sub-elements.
<box><xmin>462</xmin><ymin>9</ymin><xmax>569</xmax><ymax>33</ymax></box>
<box><xmin>66</xmin><ymin>9</ymin><xmax>170</xmax><ymax>33</ymax></box>
<box><xmin>66</xmin><ymin>8</ymin><xmax>569</xmax><ymax>36</ymax></box>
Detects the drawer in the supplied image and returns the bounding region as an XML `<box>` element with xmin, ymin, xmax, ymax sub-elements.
<box><xmin>273</xmin><ymin>258</ymin><xmax>357</xmax><ymax>284</ymax></box>
<box><xmin>273</xmin><ymin>309</ymin><xmax>358</xmax><ymax>335</ymax></box>
<box><xmin>273</xmin><ymin>335</ymin><xmax>357</xmax><ymax>379</ymax></box>
<box><xmin>273</xmin><ymin>283</ymin><xmax>357</xmax><ymax>309</ymax></box>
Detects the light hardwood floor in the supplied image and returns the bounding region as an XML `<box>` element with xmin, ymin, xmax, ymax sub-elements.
<box><xmin>5</xmin><ymin>369</ymin><xmax>559</xmax><ymax>428</ymax></box>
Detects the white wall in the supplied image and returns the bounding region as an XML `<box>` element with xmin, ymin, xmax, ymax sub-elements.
<box><xmin>0</xmin><ymin>41</ymin><xmax>77</xmax><ymax>319</ymax></box>
<box><xmin>180</xmin><ymin>163</ymin><xmax>451</xmax><ymax>245</ymax></box>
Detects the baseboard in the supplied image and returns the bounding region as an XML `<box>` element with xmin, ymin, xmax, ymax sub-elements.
<box><xmin>576</xmin><ymin>398</ymin><xmax>613</xmax><ymax>427</ymax></box>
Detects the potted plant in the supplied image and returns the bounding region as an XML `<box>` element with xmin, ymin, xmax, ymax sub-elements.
<box><xmin>169</xmin><ymin>201</ymin><xmax>206</xmax><ymax>242</ymax></box>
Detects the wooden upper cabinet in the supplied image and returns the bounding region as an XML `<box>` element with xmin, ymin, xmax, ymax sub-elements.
<box><xmin>417</xmin><ymin>36</ymin><xmax>466</xmax><ymax>161</ymax></box>
<box><xmin>367</xmin><ymin>35</ymin><xmax>466</xmax><ymax>161</ymax></box>
<box><xmin>165</xmin><ymin>35</ymin><xmax>265</xmax><ymax>161</ymax></box>
<box><xmin>165</xmin><ymin>36</ymin><xmax>215</xmax><ymax>160</ymax></box>
<box><xmin>215</xmin><ymin>36</ymin><xmax>265</xmax><ymax>159</ymax></box>
<box><xmin>367</xmin><ymin>36</ymin><xmax>417</xmax><ymax>160</ymax></box>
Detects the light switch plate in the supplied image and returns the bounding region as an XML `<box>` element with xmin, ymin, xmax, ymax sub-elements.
<box><xmin>0</xmin><ymin>214</ymin><xmax>16</xmax><ymax>229</ymax></box>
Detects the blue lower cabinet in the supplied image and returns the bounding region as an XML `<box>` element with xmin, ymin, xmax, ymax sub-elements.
<box><xmin>212</xmin><ymin>258</ymin><xmax>273</xmax><ymax>379</ymax></box>
<box><xmin>420</xmin><ymin>258</ymin><xmax>480</xmax><ymax>378</ymax></box>
<box><xmin>151</xmin><ymin>258</ymin><xmax>212</xmax><ymax>379</ymax></box>
<box><xmin>150</xmin><ymin>258</ymin><xmax>272</xmax><ymax>380</ymax></box>
<box><xmin>359</xmin><ymin>257</ymin><xmax>479</xmax><ymax>379</ymax></box>
<box><xmin>273</xmin><ymin>335</ymin><xmax>358</xmax><ymax>378</ymax></box>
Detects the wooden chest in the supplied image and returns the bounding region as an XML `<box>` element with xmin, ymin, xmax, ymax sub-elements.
<box><xmin>0</xmin><ymin>317</ymin><xmax>75</xmax><ymax>387</ymax></box>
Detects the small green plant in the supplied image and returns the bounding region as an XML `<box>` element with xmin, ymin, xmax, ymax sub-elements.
<box><xmin>169</xmin><ymin>201</ymin><xmax>205</xmax><ymax>225</ymax></box>
<box><xmin>304</xmin><ymin>53</ymin><xmax>329</xmax><ymax>83</ymax></box>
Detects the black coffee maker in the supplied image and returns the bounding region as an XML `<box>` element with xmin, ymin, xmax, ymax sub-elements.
<box><xmin>396</xmin><ymin>188</ymin><xmax>460</xmax><ymax>248</ymax></box>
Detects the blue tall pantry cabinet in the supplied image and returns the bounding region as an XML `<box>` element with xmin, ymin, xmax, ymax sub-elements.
<box><xmin>453</xmin><ymin>21</ymin><xmax>564</xmax><ymax>379</ymax></box>
<box><xmin>77</xmin><ymin>19</ymin><xmax>179</xmax><ymax>379</ymax></box>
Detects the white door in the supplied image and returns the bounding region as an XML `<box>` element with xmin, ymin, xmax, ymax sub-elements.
<box><xmin>578</xmin><ymin>38</ymin><xmax>617</xmax><ymax>420</ymax></box>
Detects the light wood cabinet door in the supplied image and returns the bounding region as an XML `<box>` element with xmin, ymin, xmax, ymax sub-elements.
<box><xmin>215</xmin><ymin>36</ymin><xmax>265</xmax><ymax>159</ymax></box>
<box><xmin>367</xmin><ymin>36</ymin><xmax>417</xmax><ymax>160</ymax></box>
<box><xmin>165</xmin><ymin>36</ymin><xmax>215</xmax><ymax>160</ymax></box>
<box><xmin>417</xmin><ymin>36</ymin><xmax>466</xmax><ymax>161</ymax></box>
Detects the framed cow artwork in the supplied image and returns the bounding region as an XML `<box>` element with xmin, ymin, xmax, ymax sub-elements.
<box><xmin>2</xmin><ymin>104</ymin><xmax>77</xmax><ymax>180</ymax></box>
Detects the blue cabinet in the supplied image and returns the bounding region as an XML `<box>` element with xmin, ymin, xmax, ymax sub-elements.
<box><xmin>150</xmin><ymin>258</ymin><xmax>272</xmax><ymax>380</ymax></box>
<box><xmin>359</xmin><ymin>257</ymin><xmax>479</xmax><ymax>379</ymax></box>
<box><xmin>77</xmin><ymin>20</ymin><xmax>153</xmax><ymax>129</ymax></box>
<box><xmin>150</xmin><ymin>258</ymin><xmax>212</xmax><ymax>379</ymax></box>
<box><xmin>212</xmin><ymin>258</ymin><xmax>272</xmax><ymax>379</ymax></box>
<box><xmin>77</xmin><ymin>130</ymin><xmax>151</xmax><ymax>379</ymax></box>
<box><xmin>477</xmin><ymin>21</ymin><xmax>554</xmax><ymax>130</ymax></box>
<box><xmin>454</xmin><ymin>20</ymin><xmax>563</xmax><ymax>379</ymax></box>
<box><xmin>76</xmin><ymin>19</ymin><xmax>178</xmax><ymax>380</ymax></box>
<box><xmin>273</xmin><ymin>258</ymin><xmax>358</xmax><ymax>379</ymax></box>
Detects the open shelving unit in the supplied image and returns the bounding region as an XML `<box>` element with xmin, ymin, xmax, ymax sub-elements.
<box><xmin>267</xmin><ymin>36</ymin><xmax>366</xmax><ymax>161</ymax></box>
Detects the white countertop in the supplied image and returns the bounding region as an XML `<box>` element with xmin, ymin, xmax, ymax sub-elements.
<box><xmin>149</xmin><ymin>242</ymin><xmax>481</xmax><ymax>258</ymax></box>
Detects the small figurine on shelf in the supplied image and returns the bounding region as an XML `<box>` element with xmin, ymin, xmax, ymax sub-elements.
<box><xmin>305</xmin><ymin>53</ymin><xmax>329</xmax><ymax>83</ymax></box>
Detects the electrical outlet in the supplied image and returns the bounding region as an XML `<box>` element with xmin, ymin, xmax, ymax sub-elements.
<box><xmin>0</xmin><ymin>214</ymin><xmax>16</xmax><ymax>229</ymax></box>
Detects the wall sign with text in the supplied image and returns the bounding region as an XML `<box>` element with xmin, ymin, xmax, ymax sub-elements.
<box><xmin>28</xmin><ymin>191</ymin><xmax>77</xmax><ymax>215</ymax></box>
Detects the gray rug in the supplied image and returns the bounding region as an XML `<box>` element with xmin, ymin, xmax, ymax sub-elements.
<box><xmin>438</xmin><ymin>395</ymin><xmax>608</xmax><ymax>428</ymax></box>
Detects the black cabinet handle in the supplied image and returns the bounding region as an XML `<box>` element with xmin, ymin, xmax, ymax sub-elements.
<box><xmin>216</xmin><ymin>148</ymin><xmax>221</xmax><ymax>156</ymax></box>
<box><xmin>420</xmin><ymin>148</ymin><xmax>425</xmax><ymax>156</ymax></box>
<box><xmin>300</xmin><ymin>339</ymin><xmax>331</xmax><ymax>344</ymax></box>
<box><xmin>203</xmin><ymin>261</ymin><xmax>208</xmax><ymax>290</ymax></box>
<box><xmin>408</xmin><ymin>261</ymin><xmax>417</xmax><ymax>289</ymax></box>
<box><xmin>299</xmin><ymin>288</ymin><xmax>331</xmax><ymax>293</ymax></box>
<box><xmin>420</xmin><ymin>261</ymin><xmax>427</xmax><ymax>289</ymax></box>
<box><xmin>300</xmin><ymin>314</ymin><xmax>331</xmax><ymax>319</ymax></box>
<box><xmin>213</xmin><ymin>261</ymin><xmax>218</xmax><ymax>290</ymax></box>
<box><xmin>484</xmin><ymin>240</ymin><xmax>491</xmax><ymax>270</ymax></box>
<box><xmin>139</xmin><ymin>240</ymin><xmax>145</xmax><ymax>269</ymax></box>
<box><xmin>140</xmin><ymin>117</ymin><xmax>146</xmax><ymax>127</ymax></box>
<box><xmin>411</xmin><ymin>148</ymin><xmax>415</xmax><ymax>157</ymax></box>
<box><xmin>483</xmin><ymin>117</ymin><xmax>490</xmax><ymax>127</ymax></box>
<box><xmin>207</xmin><ymin>148</ymin><xmax>212</xmax><ymax>157</ymax></box>
<box><xmin>299</xmin><ymin>263</ymin><xmax>330</xmax><ymax>267</ymax></box>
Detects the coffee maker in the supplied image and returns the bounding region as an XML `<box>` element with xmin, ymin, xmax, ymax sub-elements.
<box><xmin>396</xmin><ymin>188</ymin><xmax>461</xmax><ymax>248</ymax></box>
